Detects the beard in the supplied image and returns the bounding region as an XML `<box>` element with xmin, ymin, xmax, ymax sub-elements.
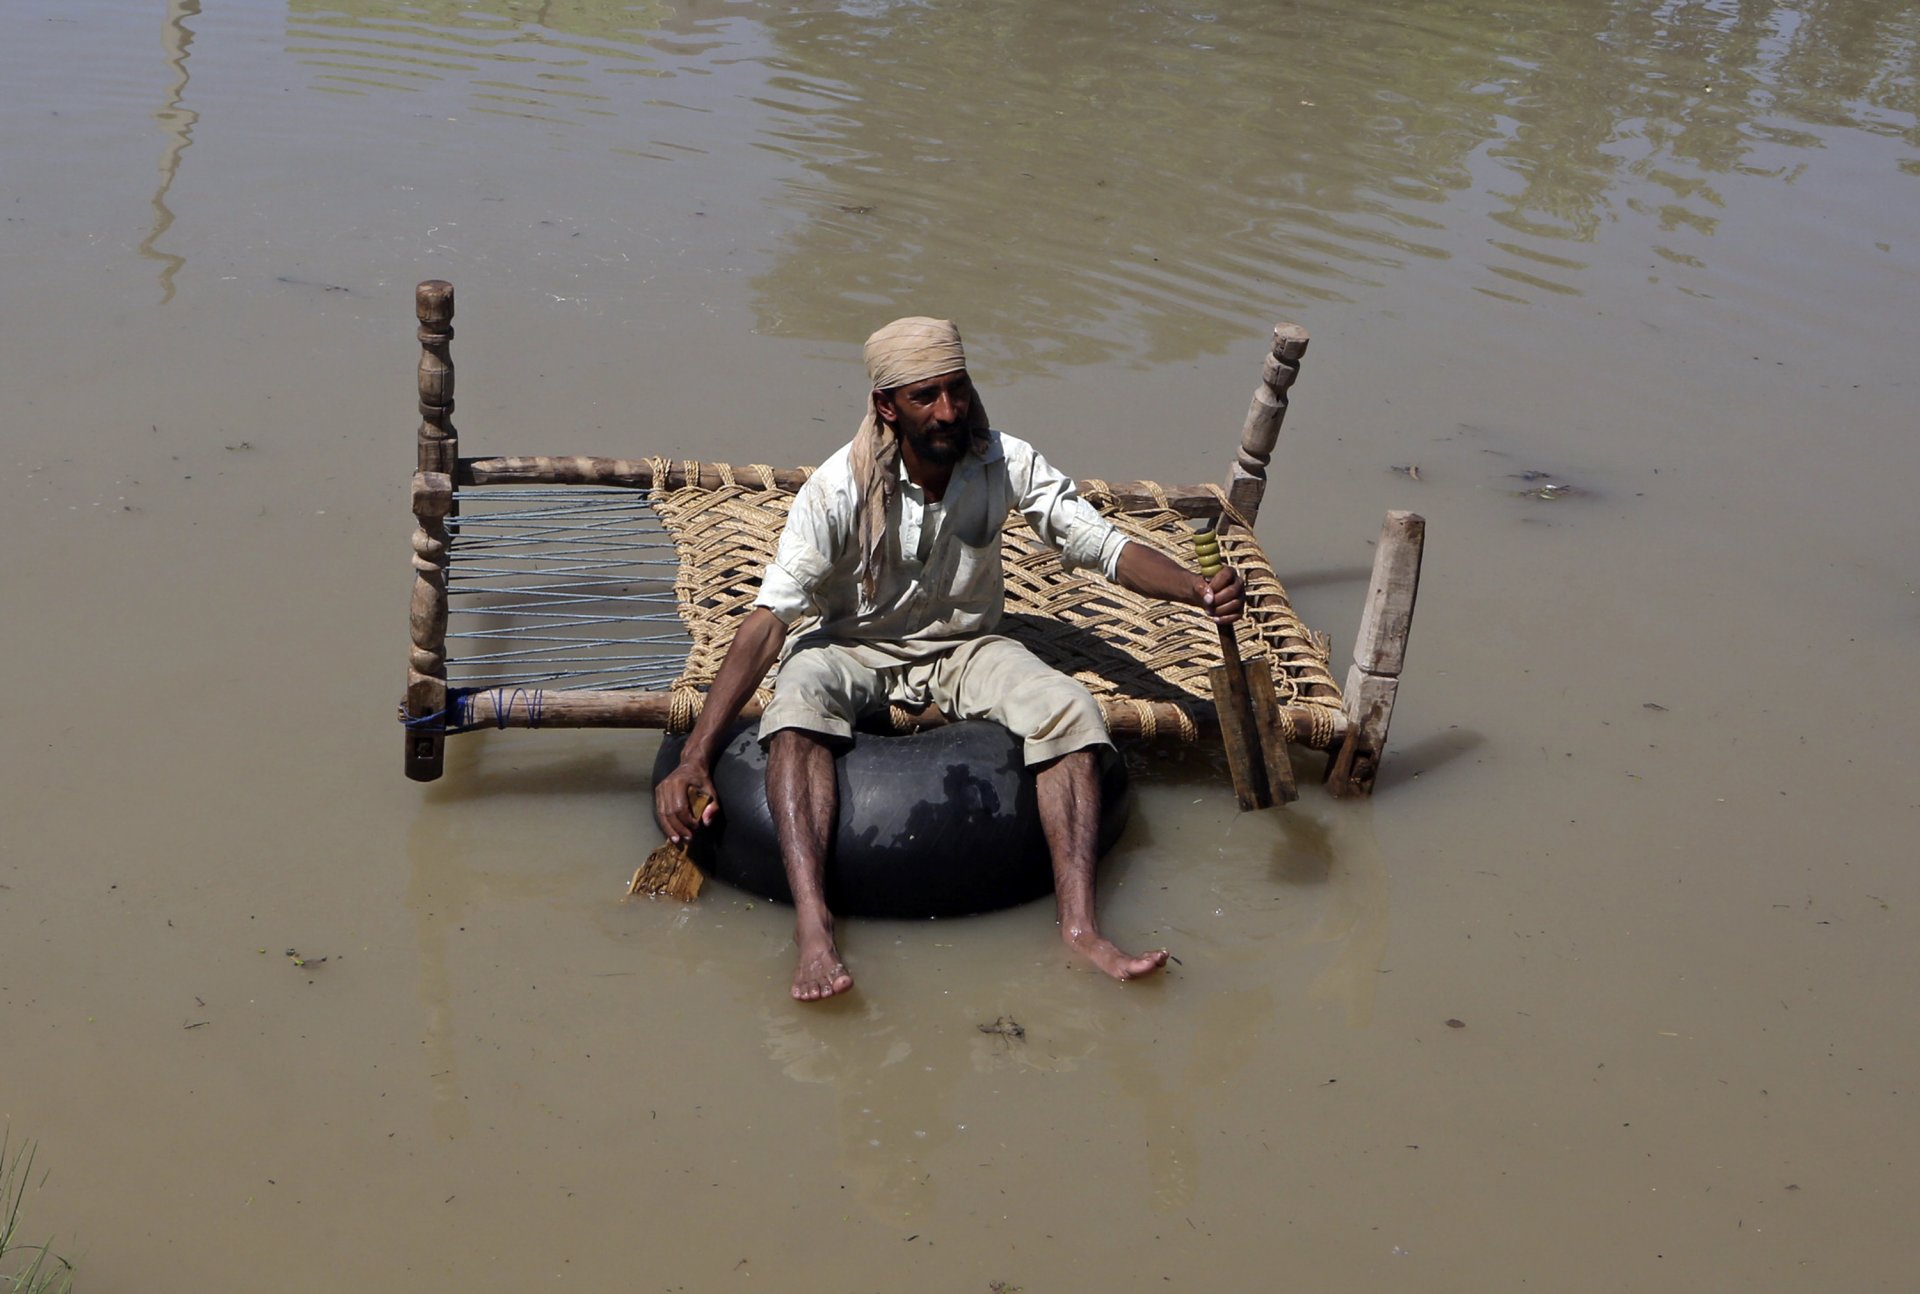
<box><xmin>904</xmin><ymin>423</ymin><xmax>970</xmax><ymax>466</ymax></box>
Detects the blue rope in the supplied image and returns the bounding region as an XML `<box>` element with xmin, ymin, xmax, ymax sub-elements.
<box><xmin>482</xmin><ymin>687</ymin><xmax>545</xmax><ymax>730</ymax></box>
<box><xmin>400</xmin><ymin>687</ymin><xmax>545</xmax><ymax>735</ymax></box>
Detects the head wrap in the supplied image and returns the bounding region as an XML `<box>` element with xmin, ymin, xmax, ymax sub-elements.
<box><xmin>848</xmin><ymin>317</ymin><xmax>990</xmax><ymax>601</ymax></box>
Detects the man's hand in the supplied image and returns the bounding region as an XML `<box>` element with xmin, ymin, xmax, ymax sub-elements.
<box><xmin>1197</xmin><ymin>562</ymin><xmax>1244</xmax><ymax>625</ymax></box>
<box><xmin>1114</xmin><ymin>540</ymin><xmax>1246</xmax><ymax>624</ymax></box>
<box><xmin>654</xmin><ymin>760</ymin><xmax>718</xmax><ymax>843</ymax></box>
<box><xmin>649</xmin><ymin>607</ymin><xmax>789</xmax><ymax>843</ymax></box>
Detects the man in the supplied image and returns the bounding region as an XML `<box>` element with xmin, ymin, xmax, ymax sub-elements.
<box><xmin>654</xmin><ymin>317</ymin><xmax>1242</xmax><ymax>1001</ymax></box>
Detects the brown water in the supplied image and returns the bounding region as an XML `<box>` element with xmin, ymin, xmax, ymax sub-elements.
<box><xmin>3</xmin><ymin>0</ymin><xmax>1916</xmax><ymax>1288</ymax></box>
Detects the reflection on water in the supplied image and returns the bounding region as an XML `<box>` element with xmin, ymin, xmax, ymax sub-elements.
<box><xmin>139</xmin><ymin>0</ymin><xmax>200</xmax><ymax>302</ymax></box>
<box><xmin>5</xmin><ymin>1</ymin><xmax>1916</xmax><ymax>1284</ymax></box>
<box><xmin>404</xmin><ymin>744</ymin><xmax>632</xmax><ymax>1139</ymax></box>
<box><xmin>267</xmin><ymin>0</ymin><xmax>1917</xmax><ymax>369</ymax></box>
<box><xmin>753</xmin><ymin>797</ymin><xmax>1391</xmax><ymax>1219</ymax></box>
<box><xmin>286</xmin><ymin>0</ymin><xmax>718</xmax><ymax>116</ymax></box>
<box><xmin>746</xmin><ymin>0</ymin><xmax>1919</xmax><ymax>348</ymax></box>
<box><xmin>1305</xmin><ymin>805</ymin><xmax>1392</xmax><ymax>1027</ymax></box>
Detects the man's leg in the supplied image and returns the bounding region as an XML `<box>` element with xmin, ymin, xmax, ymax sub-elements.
<box><xmin>759</xmin><ymin>645</ymin><xmax>879</xmax><ymax>1002</ymax></box>
<box><xmin>1035</xmin><ymin>750</ymin><xmax>1168</xmax><ymax>982</ymax></box>
<box><xmin>933</xmin><ymin>637</ymin><xmax>1169</xmax><ymax>983</ymax></box>
<box><xmin>766</xmin><ymin>728</ymin><xmax>852</xmax><ymax>1001</ymax></box>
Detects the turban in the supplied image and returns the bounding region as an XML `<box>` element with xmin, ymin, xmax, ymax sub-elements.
<box><xmin>863</xmin><ymin>316</ymin><xmax>967</xmax><ymax>391</ymax></box>
<box><xmin>848</xmin><ymin>317</ymin><xmax>990</xmax><ymax>602</ymax></box>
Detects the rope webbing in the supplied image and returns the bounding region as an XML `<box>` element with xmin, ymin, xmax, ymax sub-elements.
<box><xmin>436</xmin><ymin>466</ymin><xmax>1344</xmax><ymax>745</ymax></box>
<box><xmin>444</xmin><ymin>487</ymin><xmax>693</xmax><ymax>692</ymax></box>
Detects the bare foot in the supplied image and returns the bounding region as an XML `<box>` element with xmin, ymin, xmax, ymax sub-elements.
<box><xmin>792</xmin><ymin>924</ymin><xmax>853</xmax><ymax>1002</ymax></box>
<box><xmin>1064</xmin><ymin>926</ymin><xmax>1169</xmax><ymax>983</ymax></box>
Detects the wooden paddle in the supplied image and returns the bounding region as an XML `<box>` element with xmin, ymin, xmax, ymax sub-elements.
<box><xmin>1194</xmin><ymin>520</ymin><xmax>1297</xmax><ymax>809</ymax></box>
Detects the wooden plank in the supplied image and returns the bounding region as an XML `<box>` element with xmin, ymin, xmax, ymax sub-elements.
<box><xmin>462</xmin><ymin>457</ymin><xmax>807</xmax><ymax>491</ymax></box>
<box><xmin>1352</xmin><ymin>511</ymin><xmax>1424</xmax><ymax>676</ymax></box>
<box><xmin>1332</xmin><ymin>510</ymin><xmax>1424</xmax><ymax>797</ymax></box>
<box><xmin>1208</xmin><ymin>664</ymin><xmax>1269</xmax><ymax>809</ymax></box>
<box><xmin>1323</xmin><ymin>712</ymin><xmax>1363</xmax><ymax>798</ymax></box>
<box><xmin>1245</xmin><ymin>661</ymin><xmax>1298</xmax><ymax>804</ymax></box>
<box><xmin>1331</xmin><ymin>667</ymin><xmax>1397</xmax><ymax>797</ymax></box>
<box><xmin>460</xmin><ymin>456</ymin><xmax>1223</xmax><ymax>517</ymax></box>
<box><xmin>444</xmin><ymin>685</ymin><xmax>1345</xmax><ymax>746</ymax></box>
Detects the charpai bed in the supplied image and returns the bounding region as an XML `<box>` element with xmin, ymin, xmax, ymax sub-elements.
<box><xmin>400</xmin><ymin>280</ymin><xmax>1422</xmax><ymax>800</ymax></box>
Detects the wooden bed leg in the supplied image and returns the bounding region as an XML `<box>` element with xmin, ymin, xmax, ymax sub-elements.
<box><xmin>1329</xmin><ymin>511</ymin><xmax>1425</xmax><ymax>798</ymax></box>
<box><xmin>405</xmin><ymin>280</ymin><xmax>458</xmax><ymax>781</ymax></box>
<box><xmin>406</xmin><ymin>472</ymin><xmax>453</xmax><ymax>781</ymax></box>
<box><xmin>1224</xmin><ymin>323</ymin><xmax>1309</xmax><ymax>525</ymax></box>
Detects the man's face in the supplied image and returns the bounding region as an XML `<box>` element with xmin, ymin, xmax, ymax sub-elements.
<box><xmin>875</xmin><ymin>369</ymin><xmax>974</xmax><ymax>467</ymax></box>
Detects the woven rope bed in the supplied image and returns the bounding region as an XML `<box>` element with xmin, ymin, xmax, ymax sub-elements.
<box><xmin>401</xmin><ymin>281</ymin><xmax>1423</xmax><ymax>798</ymax></box>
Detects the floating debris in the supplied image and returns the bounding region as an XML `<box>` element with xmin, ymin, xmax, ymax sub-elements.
<box><xmin>1390</xmin><ymin>464</ymin><xmax>1423</xmax><ymax>481</ymax></box>
<box><xmin>275</xmin><ymin>275</ymin><xmax>352</xmax><ymax>294</ymax></box>
<box><xmin>1445</xmin><ymin>1018</ymin><xmax>1466</xmax><ymax>1029</ymax></box>
<box><xmin>977</xmin><ymin>1015</ymin><xmax>1025</xmax><ymax>1041</ymax></box>
<box><xmin>1509</xmin><ymin>470</ymin><xmax>1584</xmax><ymax>501</ymax></box>
<box><xmin>284</xmin><ymin>947</ymin><xmax>327</xmax><ymax>969</ymax></box>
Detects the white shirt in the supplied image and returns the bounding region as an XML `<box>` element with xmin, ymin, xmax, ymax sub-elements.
<box><xmin>755</xmin><ymin>428</ymin><xmax>1129</xmax><ymax>663</ymax></box>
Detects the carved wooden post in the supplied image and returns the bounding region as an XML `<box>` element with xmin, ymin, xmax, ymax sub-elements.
<box><xmin>1224</xmin><ymin>323</ymin><xmax>1309</xmax><ymax>524</ymax></box>
<box><xmin>416</xmin><ymin>280</ymin><xmax>457</xmax><ymax>475</ymax></box>
<box><xmin>405</xmin><ymin>280</ymin><xmax>457</xmax><ymax>781</ymax></box>
<box><xmin>1328</xmin><ymin>511</ymin><xmax>1424</xmax><ymax>797</ymax></box>
<box><xmin>406</xmin><ymin>472</ymin><xmax>454</xmax><ymax>780</ymax></box>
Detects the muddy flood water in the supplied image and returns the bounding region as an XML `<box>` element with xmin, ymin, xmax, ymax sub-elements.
<box><xmin>3</xmin><ymin>0</ymin><xmax>1916</xmax><ymax>1289</ymax></box>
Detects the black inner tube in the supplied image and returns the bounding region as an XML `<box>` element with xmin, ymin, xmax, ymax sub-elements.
<box><xmin>652</xmin><ymin>720</ymin><xmax>1133</xmax><ymax>919</ymax></box>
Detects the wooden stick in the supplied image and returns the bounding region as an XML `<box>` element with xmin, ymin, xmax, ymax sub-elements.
<box><xmin>1225</xmin><ymin>323</ymin><xmax>1309</xmax><ymax>524</ymax></box>
<box><xmin>446</xmin><ymin>686</ymin><xmax>1345</xmax><ymax>746</ymax></box>
<box><xmin>1244</xmin><ymin>661</ymin><xmax>1298</xmax><ymax>803</ymax></box>
<box><xmin>1329</xmin><ymin>511</ymin><xmax>1424</xmax><ymax>797</ymax></box>
<box><xmin>461</xmin><ymin>456</ymin><xmax>1226</xmax><ymax>518</ymax></box>
<box><xmin>1195</xmin><ymin>523</ymin><xmax>1273</xmax><ymax>810</ymax></box>
<box><xmin>1209</xmin><ymin>663</ymin><xmax>1269</xmax><ymax>809</ymax></box>
<box><xmin>405</xmin><ymin>470</ymin><xmax>453</xmax><ymax>781</ymax></box>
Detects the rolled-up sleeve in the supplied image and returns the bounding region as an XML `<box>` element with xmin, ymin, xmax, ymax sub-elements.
<box><xmin>1013</xmin><ymin>443</ymin><xmax>1129</xmax><ymax>579</ymax></box>
<box><xmin>754</xmin><ymin>468</ymin><xmax>849</xmax><ymax>625</ymax></box>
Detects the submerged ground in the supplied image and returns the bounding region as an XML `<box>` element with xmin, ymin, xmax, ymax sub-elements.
<box><xmin>2</xmin><ymin>1</ymin><xmax>1916</xmax><ymax>1289</ymax></box>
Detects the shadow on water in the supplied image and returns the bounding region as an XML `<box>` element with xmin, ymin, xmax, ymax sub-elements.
<box><xmin>1375</xmin><ymin>725</ymin><xmax>1489</xmax><ymax>794</ymax></box>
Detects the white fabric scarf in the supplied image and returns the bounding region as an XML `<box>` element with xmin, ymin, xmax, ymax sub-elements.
<box><xmin>848</xmin><ymin>316</ymin><xmax>990</xmax><ymax>602</ymax></box>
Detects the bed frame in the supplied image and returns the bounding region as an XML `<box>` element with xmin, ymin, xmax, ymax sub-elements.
<box><xmin>400</xmin><ymin>281</ymin><xmax>1423</xmax><ymax>798</ymax></box>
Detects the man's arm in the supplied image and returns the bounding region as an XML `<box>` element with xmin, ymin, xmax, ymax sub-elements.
<box><xmin>653</xmin><ymin>607</ymin><xmax>788</xmax><ymax>842</ymax></box>
<box><xmin>1113</xmin><ymin>541</ymin><xmax>1244</xmax><ymax>624</ymax></box>
<box><xmin>1006</xmin><ymin>438</ymin><xmax>1243</xmax><ymax>620</ymax></box>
